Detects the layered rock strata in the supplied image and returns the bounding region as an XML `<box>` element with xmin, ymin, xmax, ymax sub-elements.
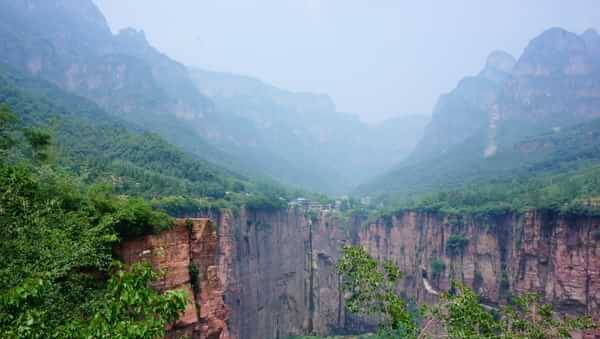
<box><xmin>120</xmin><ymin>210</ymin><xmax>600</xmax><ymax>338</ymax></box>
<box><xmin>117</xmin><ymin>219</ymin><xmax>230</xmax><ymax>339</ymax></box>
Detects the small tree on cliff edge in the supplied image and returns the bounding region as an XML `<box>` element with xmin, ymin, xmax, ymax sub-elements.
<box><xmin>337</xmin><ymin>245</ymin><xmax>420</xmax><ymax>338</ymax></box>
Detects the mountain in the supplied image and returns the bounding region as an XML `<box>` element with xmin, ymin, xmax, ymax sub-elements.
<box><xmin>0</xmin><ymin>0</ymin><xmax>428</xmax><ymax>194</ymax></box>
<box><xmin>0</xmin><ymin>0</ymin><xmax>236</xmax><ymax>162</ymax></box>
<box><xmin>190</xmin><ymin>68</ymin><xmax>429</xmax><ymax>193</ymax></box>
<box><xmin>360</xmin><ymin>27</ymin><xmax>600</xmax><ymax>197</ymax></box>
<box><xmin>410</xmin><ymin>50</ymin><xmax>516</xmax><ymax>163</ymax></box>
<box><xmin>0</xmin><ymin>62</ymin><xmax>261</xmax><ymax>199</ymax></box>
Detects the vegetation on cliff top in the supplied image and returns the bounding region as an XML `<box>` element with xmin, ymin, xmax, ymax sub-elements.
<box><xmin>0</xmin><ymin>106</ymin><xmax>187</xmax><ymax>337</ymax></box>
<box><xmin>366</xmin><ymin>163</ymin><xmax>600</xmax><ymax>221</ymax></box>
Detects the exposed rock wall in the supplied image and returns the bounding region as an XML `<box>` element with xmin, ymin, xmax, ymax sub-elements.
<box><xmin>116</xmin><ymin>219</ymin><xmax>230</xmax><ymax>339</ymax></box>
<box><xmin>119</xmin><ymin>210</ymin><xmax>600</xmax><ymax>338</ymax></box>
<box><xmin>357</xmin><ymin>211</ymin><xmax>600</xmax><ymax>320</ymax></box>
<box><xmin>215</xmin><ymin>208</ymin><xmax>600</xmax><ymax>338</ymax></box>
<box><xmin>210</xmin><ymin>208</ymin><xmax>353</xmax><ymax>339</ymax></box>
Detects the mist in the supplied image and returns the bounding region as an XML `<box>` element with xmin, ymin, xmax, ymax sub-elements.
<box><xmin>3</xmin><ymin>2</ymin><xmax>600</xmax><ymax>336</ymax></box>
<box><xmin>93</xmin><ymin>0</ymin><xmax>600</xmax><ymax>122</ymax></box>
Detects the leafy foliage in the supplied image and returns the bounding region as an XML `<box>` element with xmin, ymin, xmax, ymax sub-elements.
<box><xmin>0</xmin><ymin>65</ymin><xmax>295</xmax><ymax>213</ymax></box>
<box><xmin>431</xmin><ymin>283</ymin><xmax>597</xmax><ymax>339</ymax></box>
<box><xmin>446</xmin><ymin>235</ymin><xmax>469</xmax><ymax>257</ymax></box>
<box><xmin>338</xmin><ymin>246</ymin><xmax>597</xmax><ymax>338</ymax></box>
<box><xmin>430</xmin><ymin>258</ymin><xmax>446</xmax><ymax>278</ymax></box>
<box><xmin>64</xmin><ymin>262</ymin><xmax>187</xmax><ymax>339</ymax></box>
<box><xmin>0</xmin><ymin>108</ymin><xmax>185</xmax><ymax>337</ymax></box>
<box><xmin>372</xmin><ymin>163</ymin><xmax>600</xmax><ymax>220</ymax></box>
<box><xmin>362</xmin><ymin>110</ymin><xmax>600</xmax><ymax>200</ymax></box>
<box><xmin>0</xmin><ymin>103</ymin><xmax>17</xmax><ymax>151</ymax></box>
<box><xmin>431</xmin><ymin>283</ymin><xmax>502</xmax><ymax>338</ymax></box>
<box><xmin>337</xmin><ymin>246</ymin><xmax>419</xmax><ymax>338</ymax></box>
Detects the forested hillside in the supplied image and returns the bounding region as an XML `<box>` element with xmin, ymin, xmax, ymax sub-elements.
<box><xmin>191</xmin><ymin>68</ymin><xmax>429</xmax><ymax>193</ymax></box>
<box><xmin>360</xmin><ymin>28</ymin><xmax>600</xmax><ymax>204</ymax></box>
<box><xmin>0</xmin><ymin>63</ymin><xmax>297</xmax><ymax>213</ymax></box>
<box><xmin>0</xmin><ymin>103</ymin><xmax>190</xmax><ymax>337</ymax></box>
<box><xmin>0</xmin><ymin>0</ymin><xmax>427</xmax><ymax>194</ymax></box>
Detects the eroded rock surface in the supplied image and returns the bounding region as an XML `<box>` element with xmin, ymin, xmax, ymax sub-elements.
<box><xmin>119</xmin><ymin>210</ymin><xmax>600</xmax><ymax>338</ymax></box>
<box><xmin>117</xmin><ymin>219</ymin><xmax>230</xmax><ymax>339</ymax></box>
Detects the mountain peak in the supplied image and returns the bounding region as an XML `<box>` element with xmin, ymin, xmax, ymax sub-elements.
<box><xmin>514</xmin><ymin>27</ymin><xmax>591</xmax><ymax>76</ymax></box>
<box><xmin>485</xmin><ymin>50</ymin><xmax>516</xmax><ymax>73</ymax></box>
<box><xmin>581</xmin><ymin>28</ymin><xmax>600</xmax><ymax>56</ymax></box>
<box><xmin>529</xmin><ymin>27</ymin><xmax>581</xmax><ymax>50</ymax></box>
<box><xmin>582</xmin><ymin>28</ymin><xmax>599</xmax><ymax>39</ymax></box>
<box><xmin>117</xmin><ymin>28</ymin><xmax>149</xmax><ymax>44</ymax></box>
<box><xmin>478</xmin><ymin>50</ymin><xmax>515</xmax><ymax>82</ymax></box>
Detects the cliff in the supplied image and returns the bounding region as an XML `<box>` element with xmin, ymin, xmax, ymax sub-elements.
<box><xmin>218</xmin><ymin>208</ymin><xmax>600</xmax><ymax>338</ymax></box>
<box><xmin>196</xmin><ymin>208</ymin><xmax>357</xmax><ymax>339</ymax></box>
<box><xmin>118</xmin><ymin>209</ymin><xmax>600</xmax><ymax>338</ymax></box>
<box><xmin>358</xmin><ymin>211</ymin><xmax>600</xmax><ymax>318</ymax></box>
<box><xmin>116</xmin><ymin>219</ymin><xmax>230</xmax><ymax>339</ymax></box>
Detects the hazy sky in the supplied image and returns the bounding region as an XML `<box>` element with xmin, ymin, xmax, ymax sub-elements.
<box><xmin>93</xmin><ymin>1</ymin><xmax>600</xmax><ymax>122</ymax></box>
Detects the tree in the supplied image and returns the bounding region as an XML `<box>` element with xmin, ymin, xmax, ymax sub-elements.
<box><xmin>0</xmin><ymin>104</ymin><xmax>17</xmax><ymax>152</ymax></box>
<box><xmin>337</xmin><ymin>245</ymin><xmax>419</xmax><ymax>338</ymax></box>
<box><xmin>22</xmin><ymin>128</ymin><xmax>51</xmax><ymax>162</ymax></box>
<box><xmin>499</xmin><ymin>293</ymin><xmax>596</xmax><ymax>339</ymax></box>
<box><xmin>63</xmin><ymin>262</ymin><xmax>188</xmax><ymax>339</ymax></box>
<box><xmin>430</xmin><ymin>283</ymin><xmax>502</xmax><ymax>338</ymax></box>
<box><xmin>337</xmin><ymin>246</ymin><xmax>597</xmax><ymax>338</ymax></box>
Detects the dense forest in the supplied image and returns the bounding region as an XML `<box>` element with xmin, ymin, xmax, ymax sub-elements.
<box><xmin>374</xmin><ymin>164</ymin><xmax>600</xmax><ymax>218</ymax></box>
<box><xmin>0</xmin><ymin>104</ymin><xmax>191</xmax><ymax>337</ymax></box>
<box><xmin>0</xmin><ymin>65</ymin><xmax>299</xmax><ymax>215</ymax></box>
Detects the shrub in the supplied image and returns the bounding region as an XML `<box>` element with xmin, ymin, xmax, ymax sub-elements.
<box><xmin>446</xmin><ymin>234</ymin><xmax>469</xmax><ymax>256</ymax></box>
<box><xmin>430</xmin><ymin>258</ymin><xmax>446</xmax><ymax>278</ymax></box>
<box><xmin>245</xmin><ymin>193</ymin><xmax>287</xmax><ymax>212</ymax></box>
<box><xmin>111</xmin><ymin>197</ymin><xmax>174</xmax><ymax>239</ymax></box>
<box><xmin>189</xmin><ymin>262</ymin><xmax>200</xmax><ymax>294</ymax></box>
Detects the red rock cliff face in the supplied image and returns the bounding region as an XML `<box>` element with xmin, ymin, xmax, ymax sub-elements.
<box><xmin>119</xmin><ymin>209</ymin><xmax>599</xmax><ymax>339</ymax></box>
<box><xmin>208</xmin><ymin>208</ymin><xmax>353</xmax><ymax>339</ymax></box>
<box><xmin>116</xmin><ymin>219</ymin><xmax>230</xmax><ymax>339</ymax></box>
<box><xmin>358</xmin><ymin>211</ymin><xmax>600</xmax><ymax>320</ymax></box>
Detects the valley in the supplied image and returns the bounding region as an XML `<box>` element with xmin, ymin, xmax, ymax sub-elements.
<box><xmin>1</xmin><ymin>1</ymin><xmax>600</xmax><ymax>338</ymax></box>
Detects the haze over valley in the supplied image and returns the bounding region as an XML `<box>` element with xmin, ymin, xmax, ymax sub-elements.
<box><xmin>1</xmin><ymin>1</ymin><xmax>600</xmax><ymax>338</ymax></box>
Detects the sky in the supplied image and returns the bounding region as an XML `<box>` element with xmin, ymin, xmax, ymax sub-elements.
<box><xmin>93</xmin><ymin>1</ymin><xmax>600</xmax><ymax>123</ymax></box>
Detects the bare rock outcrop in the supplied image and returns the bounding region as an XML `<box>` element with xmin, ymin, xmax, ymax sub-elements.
<box><xmin>116</xmin><ymin>209</ymin><xmax>600</xmax><ymax>338</ymax></box>
<box><xmin>357</xmin><ymin>211</ymin><xmax>600</xmax><ymax>321</ymax></box>
<box><xmin>116</xmin><ymin>219</ymin><xmax>230</xmax><ymax>339</ymax></box>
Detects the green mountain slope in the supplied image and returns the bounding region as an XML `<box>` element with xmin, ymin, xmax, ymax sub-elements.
<box><xmin>191</xmin><ymin>68</ymin><xmax>429</xmax><ymax>193</ymax></box>
<box><xmin>361</xmin><ymin>28</ymin><xmax>600</xmax><ymax>199</ymax></box>
<box><xmin>0</xmin><ymin>63</ymin><xmax>278</xmax><ymax>201</ymax></box>
<box><xmin>360</xmin><ymin>116</ymin><xmax>600</xmax><ymax>198</ymax></box>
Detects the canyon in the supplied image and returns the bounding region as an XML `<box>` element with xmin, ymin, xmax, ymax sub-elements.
<box><xmin>120</xmin><ymin>208</ymin><xmax>600</xmax><ymax>338</ymax></box>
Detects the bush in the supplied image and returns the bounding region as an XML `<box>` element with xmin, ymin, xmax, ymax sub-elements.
<box><xmin>245</xmin><ymin>193</ymin><xmax>287</xmax><ymax>212</ymax></box>
<box><xmin>446</xmin><ymin>234</ymin><xmax>469</xmax><ymax>256</ymax></box>
<box><xmin>430</xmin><ymin>258</ymin><xmax>446</xmax><ymax>278</ymax></box>
<box><xmin>189</xmin><ymin>262</ymin><xmax>200</xmax><ymax>294</ymax></box>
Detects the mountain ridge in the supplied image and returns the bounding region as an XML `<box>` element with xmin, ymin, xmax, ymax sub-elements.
<box><xmin>0</xmin><ymin>0</ymin><xmax>428</xmax><ymax>194</ymax></box>
<box><xmin>361</xmin><ymin>27</ymin><xmax>600</xmax><ymax>197</ymax></box>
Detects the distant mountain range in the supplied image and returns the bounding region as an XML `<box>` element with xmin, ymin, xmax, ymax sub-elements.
<box><xmin>360</xmin><ymin>27</ymin><xmax>600</xmax><ymax>197</ymax></box>
<box><xmin>0</xmin><ymin>0</ymin><xmax>428</xmax><ymax>195</ymax></box>
<box><xmin>5</xmin><ymin>1</ymin><xmax>597</xmax><ymax>201</ymax></box>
